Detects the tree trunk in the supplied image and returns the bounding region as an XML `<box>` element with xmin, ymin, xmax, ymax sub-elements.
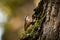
<box><xmin>22</xmin><ymin>0</ymin><xmax>60</xmax><ymax>40</ymax></box>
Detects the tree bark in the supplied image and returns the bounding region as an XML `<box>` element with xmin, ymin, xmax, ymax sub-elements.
<box><xmin>22</xmin><ymin>0</ymin><xmax>60</xmax><ymax>40</ymax></box>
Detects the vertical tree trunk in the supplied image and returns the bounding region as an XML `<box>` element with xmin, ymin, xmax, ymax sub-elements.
<box><xmin>22</xmin><ymin>0</ymin><xmax>60</xmax><ymax>40</ymax></box>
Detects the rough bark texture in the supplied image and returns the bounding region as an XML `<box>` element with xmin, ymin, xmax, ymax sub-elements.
<box><xmin>21</xmin><ymin>0</ymin><xmax>60</xmax><ymax>40</ymax></box>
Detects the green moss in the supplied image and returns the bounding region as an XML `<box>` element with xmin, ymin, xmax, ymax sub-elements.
<box><xmin>22</xmin><ymin>19</ymin><xmax>40</xmax><ymax>38</ymax></box>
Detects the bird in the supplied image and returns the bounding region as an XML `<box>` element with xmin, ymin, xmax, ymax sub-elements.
<box><xmin>24</xmin><ymin>16</ymin><xmax>35</xmax><ymax>31</ymax></box>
